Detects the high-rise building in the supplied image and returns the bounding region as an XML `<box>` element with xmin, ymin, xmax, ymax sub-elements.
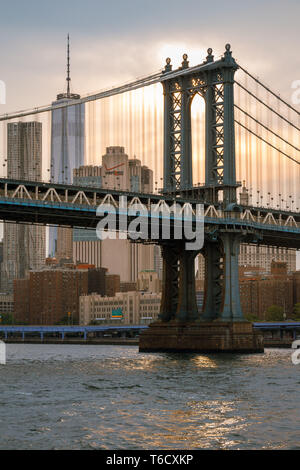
<box><xmin>106</xmin><ymin>274</ymin><xmax>121</xmax><ymax>297</ymax></box>
<box><xmin>102</xmin><ymin>146</ymin><xmax>129</xmax><ymax>191</ymax></box>
<box><xmin>99</xmin><ymin>148</ymin><xmax>155</xmax><ymax>281</ymax></box>
<box><xmin>73</xmin><ymin>165</ymin><xmax>102</xmax><ymax>266</ymax></box>
<box><xmin>239</xmin><ymin>245</ymin><xmax>296</xmax><ymax>273</ymax></box>
<box><xmin>13</xmin><ymin>279</ymin><xmax>30</xmax><ymax>324</ymax></box>
<box><xmin>292</xmin><ymin>271</ymin><xmax>300</xmax><ymax>304</ymax></box>
<box><xmin>56</xmin><ymin>226</ymin><xmax>74</xmax><ymax>261</ymax></box>
<box><xmin>49</xmin><ymin>35</ymin><xmax>85</xmax><ymax>258</ymax></box>
<box><xmin>73</xmin><ymin>238</ymin><xmax>102</xmax><ymax>267</ymax></box>
<box><xmin>101</xmin><ymin>147</ymin><xmax>153</xmax><ymax>193</ymax></box>
<box><xmin>13</xmin><ymin>263</ymin><xmax>107</xmax><ymax>325</ymax></box>
<box><xmin>1</xmin><ymin>122</ymin><xmax>45</xmax><ymax>293</ymax></box>
<box><xmin>196</xmin><ymin>245</ymin><xmax>297</xmax><ymax>281</ymax></box>
<box><xmin>73</xmin><ymin>148</ymin><xmax>155</xmax><ymax>280</ymax></box>
<box><xmin>28</xmin><ymin>267</ymin><xmax>88</xmax><ymax>325</ymax></box>
<box><xmin>76</xmin><ymin>264</ymin><xmax>107</xmax><ymax>296</ymax></box>
<box><xmin>141</xmin><ymin>165</ymin><xmax>153</xmax><ymax>194</ymax></box>
<box><xmin>153</xmin><ymin>245</ymin><xmax>163</xmax><ymax>280</ymax></box>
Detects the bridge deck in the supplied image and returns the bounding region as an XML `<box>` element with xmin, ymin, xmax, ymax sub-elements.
<box><xmin>0</xmin><ymin>178</ymin><xmax>299</xmax><ymax>248</ymax></box>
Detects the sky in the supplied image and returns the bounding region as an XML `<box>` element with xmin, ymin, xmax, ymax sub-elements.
<box><xmin>0</xmin><ymin>0</ymin><xmax>299</xmax><ymax>266</ymax></box>
<box><xmin>0</xmin><ymin>0</ymin><xmax>300</xmax><ymax>112</ymax></box>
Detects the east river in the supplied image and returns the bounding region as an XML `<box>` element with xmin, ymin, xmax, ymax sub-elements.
<box><xmin>0</xmin><ymin>344</ymin><xmax>299</xmax><ymax>449</ymax></box>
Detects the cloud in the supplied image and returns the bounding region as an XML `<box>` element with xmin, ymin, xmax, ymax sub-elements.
<box><xmin>0</xmin><ymin>0</ymin><xmax>298</xmax><ymax>114</ymax></box>
<box><xmin>0</xmin><ymin>33</ymin><xmax>291</xmax><ymax>114</ymax></box>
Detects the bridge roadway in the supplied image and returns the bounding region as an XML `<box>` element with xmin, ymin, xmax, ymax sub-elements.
<box><xmin>0</xmin><ymin>323</ymin><xmax>299</xmax><ymax>342</ymax></box>
<box><xmin>0</xmin><ymin>325</ymin><xmax>146</xmax><ymax>341</ymax></box>
<box><xmin>0</xmin><ymin>178</ymin><xmax>299</xmax><ymax>249</ymax></box>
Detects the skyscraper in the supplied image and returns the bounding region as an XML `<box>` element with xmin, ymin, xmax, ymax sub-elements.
<box><xmin>49</xmin><ymin>35</ymin><xmax>85</xmax><ymax>257</ymax></box>
<box><xmin>196</xmin><ymin>245</ymin><xmax>297</xmax><ymax>282</ymax></box>
<box><xmin>72</xmin><ymin>147</ymin><xmax>155</xmax><ymax>280</ymax></box>
<box><xmin>73</xmin><ymin>165</ymin><xmax>103</xmax><ymax>267</ymax></box>
<box><xmin>1</xmin><ymin>122</ymin><xmax>46</xmax><ymax>293</ymax></box>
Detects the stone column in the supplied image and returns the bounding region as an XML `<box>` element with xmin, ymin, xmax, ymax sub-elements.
<box><xmin>159</xmin><ymin>243</ymin><xmax>180</xmax><ymax>322</ymax></box>
<box><xmin>219</xmin><ymin>232</ymin><xmax>244</xmax><ymax>321</ymax></box>
<box><xmin>201</xmin><ymin>241</ymin><xmax>223</xmax><ymax>321</ymax></box>
<box><xmin>176</xmin><ymin>248</ymin><xmax>199</xmax><ymax>322</ymax></box>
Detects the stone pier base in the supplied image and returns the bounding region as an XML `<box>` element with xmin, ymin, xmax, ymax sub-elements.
<box><xmin>139</xmin><ymin>321</ymin><xmax>264</xmax><ymax>353</ymax></box>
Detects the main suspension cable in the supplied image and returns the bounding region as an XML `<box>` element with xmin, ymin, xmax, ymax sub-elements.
<box><xmin>235</xmin><ymin>81</ymin><xmax>300</xmax><ymax>133</ymax></box>
<box><xmin>238</xmin><ymin>65</ymin><xmax>300</xmax><ymax>116</ymax></box>
<box><xmin>235</xmin><ymin>120</ymin><xmax>300</xmax><ymax>165</ymax></box>
<box><xmin>234</xmin><ymin>104</ymin><xmax>300</xmax><ymax>153</ymax></box>
<box><xmin>0</xmin><ymin>71</ymin><xmax>163</xmax><ymax>122</ymax></box>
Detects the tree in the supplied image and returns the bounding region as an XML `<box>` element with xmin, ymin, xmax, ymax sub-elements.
<box><xmin>0</xmin><ymin>313</ymin><xmax>15</xmax><ymax>325</ymax></box>
<box><xmin>244</xmin><ymin>313</ymin><xmax>259</xmax><ymax>322</ymax></box>
<box><xmin>265</xmin><ymin>305</ymin><xmax>284</xmax><ymax>321</ymax></box>
<box><xmin>293</xmin><ymin>303</ymin><xmax>300</xmax><ymax>320</ymax></box>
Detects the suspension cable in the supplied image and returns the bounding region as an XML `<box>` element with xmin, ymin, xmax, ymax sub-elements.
<box><xmin>238</xmin><ymin>65</ymin><xmax>300</xmax><ymax>116</ymax></box>
<box><xmin>235</xmin><ymin>81</ymin><xmax>300</xmax><ymax>133</ymax></box>
<box><xmin>235</xmin><ymin>120</ymin><xmax>300</xmax><ymax>165</ymax></box>
<box><xmin>0</xmin><ymin>71</ymin><xmax>163</xmax><ymax>122</ymax></box>
<box><xmin>0</xmin><ymin>58</ymin><xmax>225</xmax><ymax>122</ymax></box>
<box><xmin>234</xmin><ymin>104</ymin><xmax>300</xmax><ymax>153</ymax></box>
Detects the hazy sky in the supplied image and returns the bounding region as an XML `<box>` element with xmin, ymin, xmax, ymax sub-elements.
<box><xmin>0</xmin><ymin>0</ymin><xmax>299</xmax><ymax>266</ymax></box>
<box><xmin>0</xmin><ymin>0</ymin><xmax>300</xmax><ymax>112</ymax></box>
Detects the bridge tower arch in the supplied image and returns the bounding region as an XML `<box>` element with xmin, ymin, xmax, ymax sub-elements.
<box><xmin>162</xmin><ymin>44</ymin><xmax>239</xmax><ymax>206</ymax></box>
<box><xmin>159</xmin><ymin>45</ymin><xmax>243</xmax><ymax>326</ymax></box>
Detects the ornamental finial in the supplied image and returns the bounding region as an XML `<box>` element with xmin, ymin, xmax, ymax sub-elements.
<box><xmin>164</xmin><ymin>57</ymin><xmax>172</xmax><ymax>72</ymax></box>
<box><xmin>181</xmin><ymin>53</ymin><xmax>189</xmax><ymax>69</ymax></box>
<box><xmin>224</xmin><ymin>43</ymin><xmax>232</xmax><ymax>58</ymax></box>
<box><xmin>206</xmin><ymin>47</ymin><xmax>214</xmax><ymax>63</ymax></box>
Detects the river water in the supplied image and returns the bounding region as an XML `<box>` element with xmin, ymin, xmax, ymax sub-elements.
<box><xmin>0</xmin><ymin>344</ymin><xmax>299</xmax><ymax>450</ymax></box>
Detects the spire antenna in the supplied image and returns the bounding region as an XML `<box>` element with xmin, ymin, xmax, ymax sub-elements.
<box><xmin>66</xmin><ymin>34</ymin><xmax>71</xmax><ymax>96</ymax></box>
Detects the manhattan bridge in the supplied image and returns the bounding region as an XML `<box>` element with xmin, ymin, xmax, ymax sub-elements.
<box><xmin>0</xmin><ymin>44</ymin><xmax>299</xmax><ymax>352</ymax></box>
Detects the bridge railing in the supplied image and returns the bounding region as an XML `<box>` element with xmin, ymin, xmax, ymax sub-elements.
<box><xmin>0</xmin><ymin>180</ymin><xmax>299</xmax><ymax>231</ymax></box>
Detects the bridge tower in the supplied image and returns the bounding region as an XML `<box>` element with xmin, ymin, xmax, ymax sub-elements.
<box><xmin>140</xmin><ymin>45</ymin><xmax>263</xmax><ymax>353</ymax></box>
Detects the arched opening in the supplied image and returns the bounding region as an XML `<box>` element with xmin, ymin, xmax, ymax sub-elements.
<box><xmin>191</xmin><ymin>93</ymin><xmax>206</xmax><ymax>187</ymax></box>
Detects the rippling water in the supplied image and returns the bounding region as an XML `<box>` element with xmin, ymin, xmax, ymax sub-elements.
<box><xmin>0</xmin><ymin>344</ymin><xmax>299</xmax><ymax>450</ymax></box>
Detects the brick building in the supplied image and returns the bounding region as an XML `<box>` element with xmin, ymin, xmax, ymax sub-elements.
<box><xmin>106</xmin><ymin>274</ymin><xmax>121</xmax><ymax>297</ymax></box>
<box><xmin>13</xmin><ymin>264</ymin><xmax>108</xmax><ymax>325</ymax></box>
<box><xmin>28</xmin><ymin>268</ymin><xmax>89</xmax><ymax>324</ymax></box>
<box><xmin>240</xmin><ymin>278</ymin><xmax>293</xmax><ymax>320</ymax></box>
<box><xmin>13</xmin><ymin>280</ymin><xmax>30</xmax><ymax>324</ymax></box>
<box><xmin>239</xmin><ymin>261</ymin><xmax>295</xmax><ymax>320</ymax></box>
<box><xmin>77</xmin><ymin>264</ymin><xmax>107</xmax><ymax>296</ymax></box>
<box><xmin>292</xmin><ymin>271</ymin><xmax>300</xmax><ymax>305</ymax></box>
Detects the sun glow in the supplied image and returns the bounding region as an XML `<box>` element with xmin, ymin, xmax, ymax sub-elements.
<box><xmin>157</xmin><ymin>44</ymin><xmax>208</xmax><ymax>70</ymax></box>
